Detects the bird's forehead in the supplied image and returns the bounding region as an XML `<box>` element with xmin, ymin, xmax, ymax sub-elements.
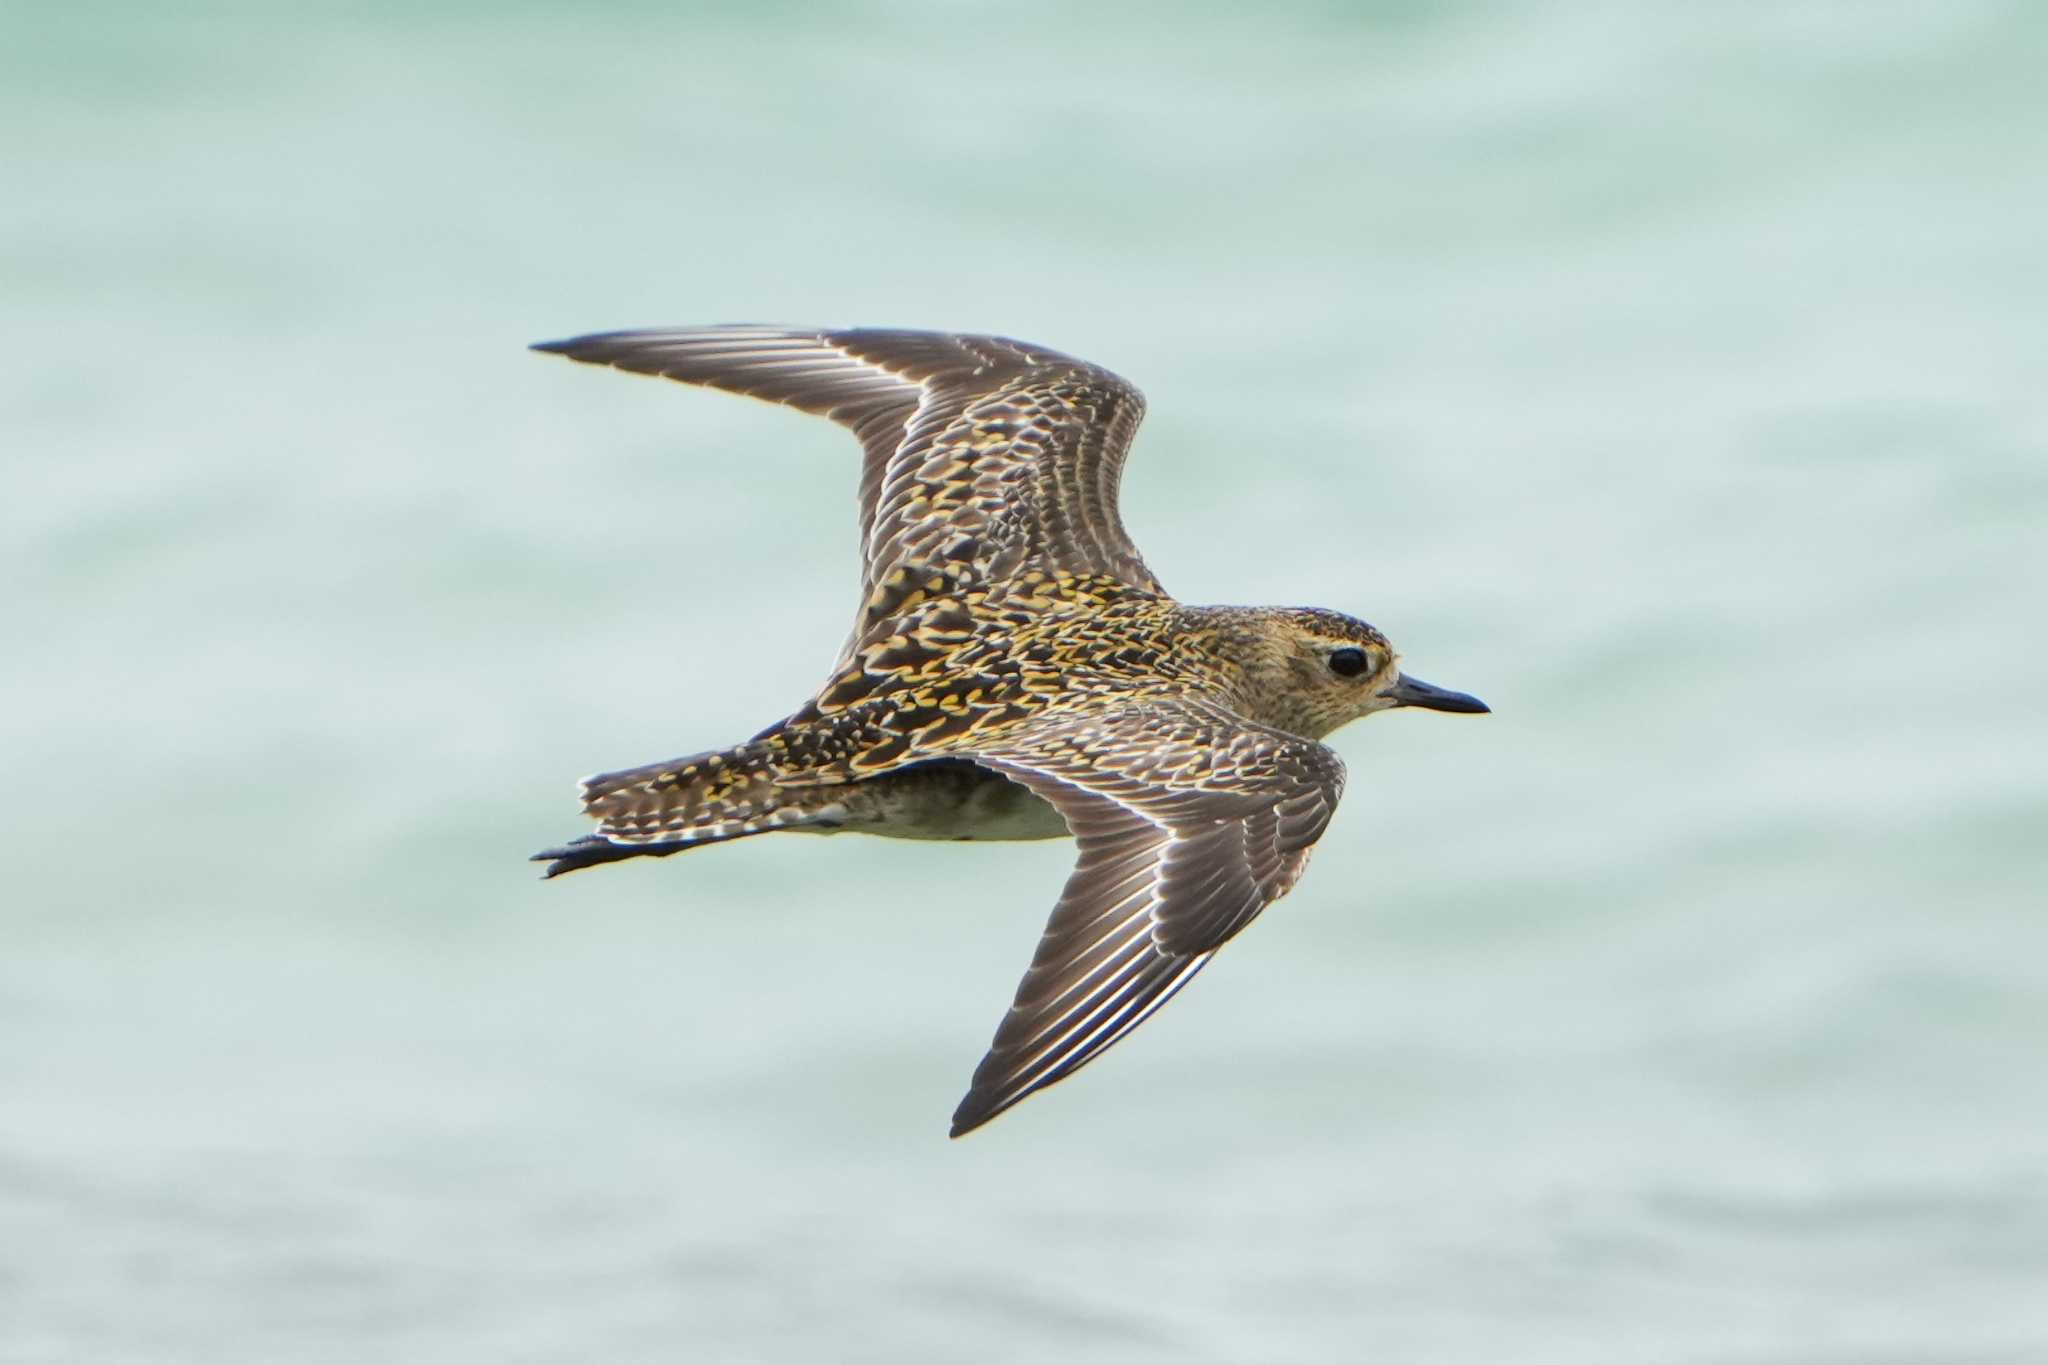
<box><xmin>1285</xmin><ymin>608</ymin><xmax>1389</xmax><ymax>647</ymax></box>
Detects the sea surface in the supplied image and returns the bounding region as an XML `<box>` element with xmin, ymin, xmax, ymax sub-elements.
<box><xmin>4</xmin><ymin>3</ymin><xmax>2046</xmax><ymax>1361</ymax></box>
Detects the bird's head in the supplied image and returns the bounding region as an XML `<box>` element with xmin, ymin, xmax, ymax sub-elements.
<box><xmin>1218</xmin><ymin>607</ymin><xmax>1489</xmax><ymax>740</ymax></box>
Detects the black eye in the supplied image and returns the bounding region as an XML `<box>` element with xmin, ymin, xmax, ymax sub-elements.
<box><xmin>1328</xmin><ymin>647</ymin><xmax>1370</xmax><ymax>678</ymax></box>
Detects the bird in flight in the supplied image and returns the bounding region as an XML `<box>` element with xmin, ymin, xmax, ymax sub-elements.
<box><xmin>532</xmin><ymin>326</ymin><xmax>1488</xmax><ymax>1137</ymax></box>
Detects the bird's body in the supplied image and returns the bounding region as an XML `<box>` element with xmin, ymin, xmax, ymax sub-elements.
<box><xmin>533</xmin><ymin>326</ymin><xmax>1487</xmax><ymax>1135</ymax></box>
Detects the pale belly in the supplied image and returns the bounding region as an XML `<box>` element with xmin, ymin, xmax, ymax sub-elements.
<box><xmin>801</xmin><ymin>759</ymin><xmax>1071</xmax><ymax>842</ymax></box>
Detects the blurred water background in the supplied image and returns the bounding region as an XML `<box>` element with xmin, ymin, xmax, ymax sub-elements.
<box><xmin>5</xmin><ymin>2</ymin><xmax>2047</xmax><ymax>1360</ymax></box>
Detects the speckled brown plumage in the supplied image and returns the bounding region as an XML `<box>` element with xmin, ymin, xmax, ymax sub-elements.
<box><xmin>530</xmin><ymin>325</ymin><xmax>1488</xmax><ymax>1137</ymax></box>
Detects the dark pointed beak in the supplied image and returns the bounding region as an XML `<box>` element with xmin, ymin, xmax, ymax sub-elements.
<box><xmin>1387</xmin><ymin>673</ymin><xmax>1490</xmax><ymax>714</ymax></box>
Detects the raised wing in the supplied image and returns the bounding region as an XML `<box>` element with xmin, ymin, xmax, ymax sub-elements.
<box><xmin>532</xmin><ymin>326</ymin><xmax>1164</xmax><ymax>642</ymax></box>
<box><xmin>950</xmin><ymin>702</ymin><xmax>1346</xmax><ymax>1137</ymax></box>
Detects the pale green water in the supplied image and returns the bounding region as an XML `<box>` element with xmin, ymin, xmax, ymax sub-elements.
<box><xmin>5</xmin><ymin>3</ymin><xmax>2047</xmax><ymax>1361</ymax></box>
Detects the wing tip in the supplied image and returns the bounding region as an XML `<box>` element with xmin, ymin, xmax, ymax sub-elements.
<box><xmin>530</xmin><ymin>332</ymin><xmax>631</xmax><ymax>362</ymax></box>
<box><xmin>947</xmin><ymin>1094</ymin><xmax>1000</xmax><ymax>1140</ymax></box>
<box><xmin>528</xmin><ymin>324</ymin><xmax>821</xmax><ymax>362</ymax></box>
<box><xmin>948</xmin><ymin>1057</ymin><xmax>1042</xmax><ymax>1138</ymax></box>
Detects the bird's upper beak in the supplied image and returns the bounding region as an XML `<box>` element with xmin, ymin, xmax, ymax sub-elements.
<box><xmin>1386</xmin><ymin>673</ymin><xmax>1490</xmax><ymax>714</ymax></box>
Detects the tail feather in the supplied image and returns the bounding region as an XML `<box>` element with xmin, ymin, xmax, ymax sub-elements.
<box><xmin>534</xmin><ymin>735</ymin><xmax>844</xmax><ymax>879</ymax></box>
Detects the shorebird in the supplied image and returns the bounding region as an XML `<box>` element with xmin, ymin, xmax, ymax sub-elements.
<box><xmin>532</xmin><ymin>326</ymin><xmax>1487</xmax><ymax>1137</ymax></box>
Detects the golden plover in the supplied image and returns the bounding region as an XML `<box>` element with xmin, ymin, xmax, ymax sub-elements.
<box><xmin>532</xmin><ymin>326</ymin><xmax>1488</xmax><ymax>1136</ymax></box>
